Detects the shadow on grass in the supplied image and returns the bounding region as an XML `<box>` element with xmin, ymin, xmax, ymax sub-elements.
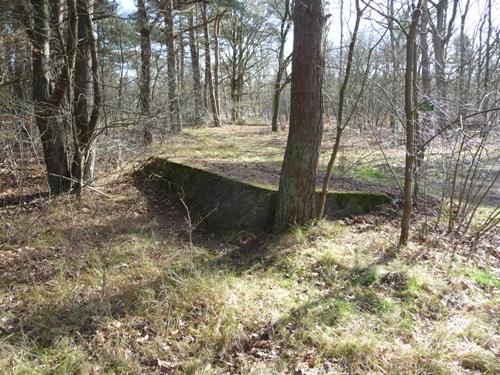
<box><xmin>0</xmin><ymin>191</ymin><xmax>50</xmax><ymax>208</ymax></box>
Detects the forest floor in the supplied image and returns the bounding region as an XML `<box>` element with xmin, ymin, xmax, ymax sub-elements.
<box><xmin>0</xmin><ymin>125</ymin><xmax>499</xmax><ymax>374</ymax></box>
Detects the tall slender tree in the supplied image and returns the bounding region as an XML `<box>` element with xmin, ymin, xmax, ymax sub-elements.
<box><xmin>72</xmin><ymin>0</ymin><xmax>101</xmax><ymax>186</ymax></box>
<box><xmin>400</xmin><ymin>1</ymin><xmax>422</xmax><ymax>247</ymax></box>
<box><xmin>137</xmin><ymin>0</ymin><xmax>152</xmax><ymax>142</ymax></box>
<box><xmin>270</xmin><ymin>0</ymin><xmax>291</xmax><ymax>132</ymax></box>
<box><xmin>165</xmin><ymin>0</ymin><xmax>182</xmax><ymax>133</ymax></box>
<box><xmin>188</xmin><ymin>7</ymin><xmax>203</xmax><ymax>125</ymax></box>
<box><xmin>201</xmin><ymin>2</ymin><xmax>221</xmax><ymax>127</ymax></box>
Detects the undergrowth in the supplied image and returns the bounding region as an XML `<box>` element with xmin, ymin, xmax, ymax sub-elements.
<box><xmin>0</xmin><ymin>137</ymin><xmax>498</xmax><ymax>374</ymax></box>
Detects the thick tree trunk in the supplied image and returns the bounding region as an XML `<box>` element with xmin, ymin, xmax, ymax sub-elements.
<box><xmin>274</xmin><ymin>0</ymin><xmax>325</xmax><ymax>231</ymax></box>
<box><xmin>30</xmin><ymin>0</ymin><xmax>73</xmax><ymax>194</ymax></box>
<box><xmin>399</xmin><ymin>4</ymin><xmax>422</xmax><ymax>247</ymax></box>
<box><xmin>201</xmin><ymin>3</ymin><xmax>221</xmax><ymax>127</ymax></box>
<box><xmin>188</xmin><ymin>9</ymin><xmax>202</xmax><ymax>125</ymax></box>
<box><xmin>165</xmin><ymin>0</ymin><xmax>182</xmax><ymax>133</ymax></box>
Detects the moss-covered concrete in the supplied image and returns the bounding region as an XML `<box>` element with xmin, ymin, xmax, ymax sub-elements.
<box><xmin>138</xmin><ymin>158</ymin><xmax>391</xmax><ymax>234</ymax></box>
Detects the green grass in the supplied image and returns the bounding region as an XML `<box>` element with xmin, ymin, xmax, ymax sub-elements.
<box><xmin>352</xmin><ymin>166</ymin><xmax>387</xmax><ymax>181</ymax></box>
<box><xmin>467</xmin><ymin>269</ymin><xmax>500</xmax><ymax>289</ymax></box>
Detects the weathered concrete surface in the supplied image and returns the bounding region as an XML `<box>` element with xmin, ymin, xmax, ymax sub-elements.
<box><xmin>138</xmin><ymin>158</ymin><xmax>391</xmax><ymax>233</ymax></box>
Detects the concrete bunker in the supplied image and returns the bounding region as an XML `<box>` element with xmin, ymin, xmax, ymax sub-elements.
<box><xmin>138</xmin><ymin>158</ymin><xmax>391</xmax><ymax>234</ymax></box>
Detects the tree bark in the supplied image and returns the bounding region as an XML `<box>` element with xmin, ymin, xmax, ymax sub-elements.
<box><xmin>274</xmin><ymin>0</ymin><xmax>325</xmax><ymax>231</ymax></box>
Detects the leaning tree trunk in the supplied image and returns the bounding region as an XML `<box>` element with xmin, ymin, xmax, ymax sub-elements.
<box><xmin>274</xmin><ymin>0</ymin><xmax>325</xmax><ymax>231</ymax></box>
<box><xmin>201</xmin><ymin>3</ymin><xmax>221</xmax><ymax>127</ymax></box>
<box><xmin>188</xmin><ymin>9</ymin><xmax>202</xmax><ymax>125</ymax></box>
<box><xmin>165</xmin><ymin>0</ymin><xmax>182</xmax><ymax>133</ymax></box>
<box><xmin>399</xmin><ymin>3</ymin><xmax>422</xmax><ymax>247</ymax></box>
<box><xmin>30</xmin><ymin>0</ymin><xmax>75</xmax><ymax>195</ymax></box>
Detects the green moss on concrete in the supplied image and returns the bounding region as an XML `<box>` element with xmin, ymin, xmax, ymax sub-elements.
<box><xmin>138</xmin><ymin>158</ymin><xmax>391</xmax><ymax>233</ymax></box>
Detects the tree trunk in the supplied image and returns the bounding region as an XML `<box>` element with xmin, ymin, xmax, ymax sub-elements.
<box><xmin>429</xmin><ymin>0</ymin><xmax>458</xmax><ymax>129</ymax></box>
<box><xmin>457</xmin><ymin>0</ymin><xmax>471</xmax><ymax>117</ymax></box>
<box><xmin>30</xmin><ymin>0</ymin><xmax>74</xmax><ymax>194</ymax></box>
<box><xmin>414</xmin><ymin>0</ymin><xmax>431</xmax><ymax>198</ymax></box>
<box><xmin>72</xmin><ymin>0</ymin><xmax>100</xmax><ymax>186</ymax></box>
<box><xmin>188</xmin><ymin>9</ymin><xmax>202</xmax><ymax>125</ymax></box>
<box><xmin>165</xmin><ymin>0</ymin><xmax>182</xmax><ymax>133</ymax></box>
<box><xmin>201</xmin><ymin>3</ymin><xmax>221</xmax><ymax>127</ymax></box>
<box><xmin>388</xmin><ymin>0</ymin><xmax>399</xmax><ymax>138</ymax></box>
<box><xmin>271</xmin><ymin>0</ymin><xmax>291</xmax><ymax>132</ymax></box>
<box><xmin>213</xmin><ymin>14</ymin><xmax>222</xmax><ymax>119</ymax></box>
<box><xmin>399</xmin><ymin>4</ymin><xmax>422</xmax><ymax>247</ymax></box>
<box><xmin>271</xmin><ymin>73</ymin><xmax>283</xmax><ymax>132</ymax></box>
<box><xmin>178</xmin><ymin>15</ymin><xmax>185</xmax><ymax>98</ymax></box>
<box><xmin>137</xmin><ymin>0</ymin><xmax>152</xmax><ymax>142</ymax></box>
<box><xmin>274</xmin><ymin>0</ymin><xmax>325</xmax><ymax>231</ymax></box>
